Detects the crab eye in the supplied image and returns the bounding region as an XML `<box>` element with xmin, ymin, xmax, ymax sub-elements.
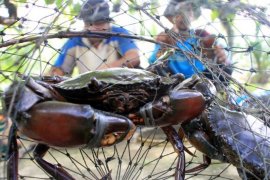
<box><xmin>87</xmin><ymin>77</ymin><xmax>102</xmax><ymax>92</ymax></box>
<box><xmin>155</xmin><ymin>77</ymin><xmax>161</xmax><ymax>87</ymax></box>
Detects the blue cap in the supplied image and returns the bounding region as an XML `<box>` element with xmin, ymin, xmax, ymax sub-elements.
<box><xmin>78</xmin><ymin>0</ymin><xmax>112</xmax><ymax>23</ymax></box>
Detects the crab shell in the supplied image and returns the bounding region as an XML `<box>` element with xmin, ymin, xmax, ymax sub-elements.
<box><xmin>52</xmin><ymin>68</ymin><xmax>182</xmax><ymax>114</ymax></box>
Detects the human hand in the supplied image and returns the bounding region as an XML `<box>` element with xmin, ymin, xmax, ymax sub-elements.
<box><xmin>49</xmin><ymin>67</ymin><xmax>65</xmax><ymax>76</ymax></box>
<box><xmin>214</xmin><ymin>45</ymin><xmax>229</xmax><ymax>65</ymax></box>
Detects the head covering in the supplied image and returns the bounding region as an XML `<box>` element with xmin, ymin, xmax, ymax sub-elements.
<box><xmin>163</xmin><ymin>0</ymin><xmax>183</xmax><ymax>20</ymax></box>
<box><xmin>164</xmin><ymin>0</ymin><xmax>202</xmax><ymax>23</ymax></box>
<box><xmin>78</xmin><ymin>0</ymin><xmax>113</xmax><ymax>23</ymax></box>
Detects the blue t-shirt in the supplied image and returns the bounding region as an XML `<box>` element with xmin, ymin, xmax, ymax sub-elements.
<box><xmin>54</xmin><ymin>26</ymin><xmax>138</xmax><ymax>73</ymax></box>
<box><xmin>149</xmin><ymin>30</ymin><xmax>205</xmax><ymax>78</ymax></box>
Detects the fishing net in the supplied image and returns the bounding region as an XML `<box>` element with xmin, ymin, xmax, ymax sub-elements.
<box><xmin>0</xmin><ymin>0</ymin><xmax>270</xmax><ymax>179</ymax></box>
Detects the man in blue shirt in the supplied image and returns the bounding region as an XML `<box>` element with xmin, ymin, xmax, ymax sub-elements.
<box><xmin>149</xmin><ymin>0</ymin><xmax>232</xmax><ymax>84</ymax></box>
<box><xmin>49</xmin><ymin>0</ymin><xmax>140</xmax><ymax>76</ymax></box>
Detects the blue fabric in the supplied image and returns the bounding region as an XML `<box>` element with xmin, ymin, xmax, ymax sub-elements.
<box><xmin>148</xmin><ymin>31</ymin><xmax>206</xmax><ymax>78</ymax></box>
<box><xmin>235</xmin><ymin>95</ymin><xmax>248</xmax><ymax>106</ymax></box>
<box><xmin>109</xmin><ymin>26</ymin><xmax>137</xmax><ymax>55</ymax></box>
<box><xmin>235</xmin><ymin>90</ymin><xmax>270</xmax><ymax>106</ymax></box>
<box><xmin>148</xmin><ymin>44</ymin><xmax>161</xmax><ymax>64</ymax></box>
<box><xmin>54</xmin><ymin>37</ymin><xmax>86</xmax><ymax>67</ymax></box>
<box><xmin>54</xmin><ymin>26</ymin><xmax>138</xmax><ymax>67</ymax></box>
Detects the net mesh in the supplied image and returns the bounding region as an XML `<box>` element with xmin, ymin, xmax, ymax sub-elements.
<box><xmin>0</xmin><ymin>0</ymin><xmax>270</xmax><ymax>179</ymax></box>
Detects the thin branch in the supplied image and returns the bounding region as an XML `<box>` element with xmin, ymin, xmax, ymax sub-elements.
<box><xmin>0</xmin><ymin>30</ymin><xmax>175</xmax><ymax>49</ymax></box>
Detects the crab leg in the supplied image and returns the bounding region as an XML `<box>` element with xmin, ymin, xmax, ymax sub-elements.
<box><xmin>185</xmin><ymin>155</ymin><xmax>211</xmax><ymax>173</ymax></box>
<box><xmin>181</xmin><ymin>119</ymin><xmax>219</xmax><ymax>173</ymax></box>
<box><xmin>162</xmin><ymin>126</ymin><xmax>185</xmax><ymax>180</ymax></box>
<box><xmin>33</xmin><ymin>143</ymin><xmax>75</xmax><ymax>180</ymax></box>
<box><xmin>7</xmin><ymin>124</ymin><xmax>18</xmax><ymax>180</ymax></box>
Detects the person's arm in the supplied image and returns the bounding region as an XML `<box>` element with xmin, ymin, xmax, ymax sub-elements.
<box><xmin>47</xmin><ymin>39</ymin><xmax>77</xmax><ymax>76</ymax></box>
<box><xmin>116</xmin><ymin>49</ymin><xmax>140</xmax><ymax>68</ymax></box>
<box><xmin>213</xmin><ymin>44</ymin><xmax>231</xmax><ymax>65</ymax></box>
<box><xmin>196</xmin><ymin>29</ymin><xmax>232</xmax><ymax>86</ymax></box>
<box><xmin>98</xmin><ymin>49</ymin><xmax>140</xmax><ymax>69</ymax></box>
<box><xmin>196</xmin><ymin>29</ymin><xmax>231</xmax><ymax>66</ymax></box>
<box><xmin>49</xmin><ymin>67</ymin><xmax>66</xmax><ymax>76</ymax></box>
<box><xmin>148</xmin><ymin>32</ymin><xmax>174</xmax><ymax>64</ymax></box>
<box><xmin>97</xmin><ymin>27</ymin><xmax>140</xmax><ymax>69</ymax></box>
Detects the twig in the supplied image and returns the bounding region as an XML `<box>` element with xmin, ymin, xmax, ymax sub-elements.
<box><xmin>0</xmin><ymin>30</ymin><xmax>176</xmax><ymax>49</ymax></box>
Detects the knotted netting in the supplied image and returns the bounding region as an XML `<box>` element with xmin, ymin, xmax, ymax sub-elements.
<box><xmin>0</xmin><ymin>0</ymin><xmax>270</xmax><ymax>179</ymax></box>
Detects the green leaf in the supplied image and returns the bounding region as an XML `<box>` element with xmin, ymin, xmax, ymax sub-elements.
<box><xmin>45</xmin><ymin>0</ymin><xmax>55</xmax><ymax>5</ymax></box>
<box><xmin>55</xmin><ymin>0</ymin><xmax>62</xmax><ymax>9</ymax></box>
<box><xmin>150</xmin><ymin>0</ymin><xmax>159</xmax><ymax>14</ymax></box>
<box><xmin>69</xmin><ymin>3</ymin><xmax>81</xmax><ymax>15</ymax></box>
<box><xmin>67</xmin><ymin>0</ymin><xmax>73</xmax><ymax>6</ymax></box>
<box><xmin>150</xmin><ymin>25</ymin><xmax>157</xmax><ymax>38</ymax></box>
<box><xmin>211</xmin><ymin>10</ymin><xmax>219</xmax><ymax>21</ymax></box>
<box><xmin>226</xmin><ymin>13</ymin><xmax>235</xmax><ymax>21</ymax></box>
<box><xmin>17</xmin><ymin>0</ymin><xmax>27</xmax><ymax>3</ymax></box>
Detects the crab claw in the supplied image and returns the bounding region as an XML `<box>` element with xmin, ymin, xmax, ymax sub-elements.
<box><xmin>138</xmin><ymin>89</ymin><xmax>206</xmax><ymax>127</ymax></box>
<box><xmin>89</xmin><ymin>110</ymin><xmax>136</xmax><ymax>147</ymax></box>
<box><xmin>173</xmin><ymin>75</ymin><xmax>217</xmax><ymax>104</ymax></box>
<box><xmin>17</xmin><ymin>101</ymin><xmax>135</xmax><ymax>148</ymax></box>
<box><xmin>163</xmin><ymin>89</ymin><xmax>206</xmax><ymax>125</ymax></box>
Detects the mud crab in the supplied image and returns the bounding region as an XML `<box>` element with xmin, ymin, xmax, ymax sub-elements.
<box><xmin>4</xmin><ymin>68</ymin><xmax>216</xmax><ymax>180</ymax></box>
<box><xmin>148</xmin><ymin>56</ymin><xmax>270</xmax><ymax>179</ymax></box>
<box><xmin>180</xmin><ymin>102</ymin><xmax>270</xmax><ymax>179</ymax></box>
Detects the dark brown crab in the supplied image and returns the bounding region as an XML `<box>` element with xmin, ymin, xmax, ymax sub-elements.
<box><xmin>51</xmin><ymin>68</ymin><xmax>182</xmax><ymax>114</ymax></box>
<box><xmin>180</xmin><ymin>103</ymin><xmax>270</xmax><ymax>179</ymax></box>
<box><xmin>146</xmin><ymin>47</ymin><xmax>270</xmax><ymax>179</ymax></box>
<box><xmin>4</xmin><ymin>68</ymin><xmax>216</xmax><ymax>180</ymax></box>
